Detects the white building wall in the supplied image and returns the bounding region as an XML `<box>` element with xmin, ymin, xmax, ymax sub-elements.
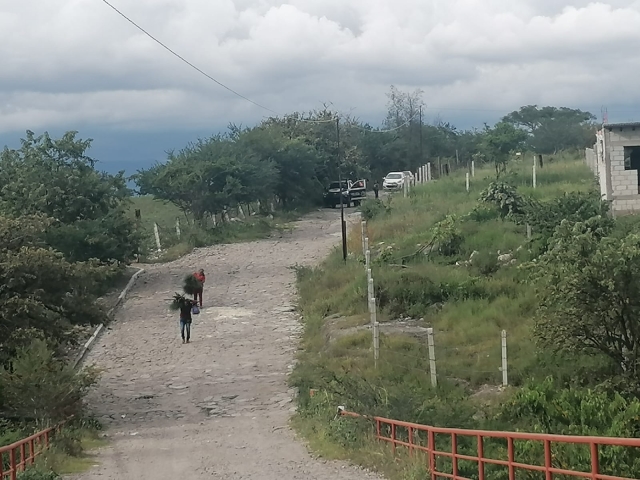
<box><xmin>603</xmin><ymin>126</ymin><xmax>640</xmax><ymax>214</ymax></box>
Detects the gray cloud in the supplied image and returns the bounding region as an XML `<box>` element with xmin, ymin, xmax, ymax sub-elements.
<box><xmin>1</xmin><ymin>0</ymin><xmax>639</xmax><ymax>137</ymax></box>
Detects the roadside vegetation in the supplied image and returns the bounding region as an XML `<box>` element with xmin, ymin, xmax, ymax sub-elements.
<box><xmin>291</xmin><ymin>154</ymin><xmax>640</xmax><ymax>479</ymax></box>
<box><xmin>0</xmin><ymin>87</ymin><xmax>602</xmax><ymax>478</ymax></box>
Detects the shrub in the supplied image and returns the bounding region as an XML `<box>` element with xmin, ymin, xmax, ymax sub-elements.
<box><xmin>360</xmin><ymin>198</ymin><xmax>389</xmax><ymax>220</ymax></box>
<box><xmin>17</xmin><ymin>469</ymin><xmax>59</xmax><ymax>480</ymax></box>
<box><xmin>471</xmin><ymin>251</ymin><xmax>499</xmax><ymax>276</ymax></box>
<box><xmin>479</xmin><ymin>182</ymin><xmax>526</xmax><ymax>218</ymax></box>
<box><xmin>0</xmin><ymin>339</ymin><xmax>99</xmax><ymax>422</ymax></box>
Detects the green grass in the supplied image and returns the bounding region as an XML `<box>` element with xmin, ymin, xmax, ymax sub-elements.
<box><xmin>128</xmin><ymin>196</ymin><xmax>306</xmax><ymax>262</ymax></box>
<box><xmin>290</xmin><ymin>153</ymin><xmax>604</xmax><ymax>477</ymax></box>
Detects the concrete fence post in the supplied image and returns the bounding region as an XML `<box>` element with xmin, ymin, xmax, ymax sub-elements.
<box><xmin>365</xmin><ymin>250</ymin><xmax>371</xmax><ymax>272</ymax></box>
<box><xmin>175</xmin><ymin>218</ymin><xmax>181</xmax><ymax>239</ymax></box>
<box><xmin>361</xmin><ymin>221</ymin><xmax>367</xmax><ymax>254</ymax></box>
<box><xmin>466</xmin><ymin>172</ymin><xmax>470</xmax><ymax>192</ymax></box>
<box><xmin>427</xmin><ymin>163</ymin><xmax>432</xmax><ymax>182</ymax></box>
<box><xmin>153</xmin><ymin>222</ymin><xmax>162</xmax><ymax>253</ymax></box>
<box><xmin>501</xmin><ymin>330</ymin><xmax>508</xmax><ymax>387</ymax></box>
<box><xmin>471</xmin><ymin>161</ymin><xmax>475</xmax><ymax>178</ymax></box>
<box><xmin>427</xmin><ymin>328</ymin><xmax>437</xmax><ymax>387</ymax></box>
<box><xmin>526</xmin><ymin>224</ymin><xmax>532</xmax><ymax>240</ymax></box>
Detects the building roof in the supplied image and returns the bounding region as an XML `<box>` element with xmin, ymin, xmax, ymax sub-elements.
<box><xmin>604</xmin><ymin>122</ymin><xmax>640</xmax><ymax>129</ymax></box>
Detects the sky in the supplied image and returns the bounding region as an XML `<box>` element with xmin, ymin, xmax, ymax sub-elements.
<box><xmin>1</xmin><ymin>0</ymin><xmax>640</xmax><ymax>175</ymax></box>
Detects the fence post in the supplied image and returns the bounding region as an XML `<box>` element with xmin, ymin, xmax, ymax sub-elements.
<box><xmin>372</xmin><ymin>308</ymin><xmax>379</xmax><ymax>368</ymax></box>
<box><xmin>501</xmin><ymin>330</ymin><xmax>508</xmax><ymax>386</ymax></box>
<box><xmin>211</xmin><ymin>213</ymin><xmax>217</xmax><ymax>227</ymax></box>
<box><xmin>175</xmin><ymin>218</ymin><xmax>181</xmax><ymax>239</ymax></box>
<box><xmin>533</xmin><ymin>156</ymin><xmax>537</xmax><ymax>188</ymax></box>
<box><xmin>365</xmin><ymin>251</ymin><xmax>371</xmax><ymax>272</ymax></box>
<box><xmin>526</xmin><ymin>224</ymin><xmax>532</xmax><ymax>240</ymax></box>
<box><xmin>471</xmin><ymin>160</ymin><xmax>475</xmax><ymax>178</ymax></box>
<box><xmin>238</xmin><ymin>205</ymin><xmax>246</xmax><ymax>219</ymax></box>
<box><xmin>368</xmin><ymin>276</ymin><xmax>374</xmax><ymax>306</ymax></box>
<box><xmin>153</xmin><ymin>223</ymin><xmax>161</xmax><ymax>253</ymax></box>
<box><xmin>466</xmin><ymin>172</ymin><xmax>470</xmax><ymax>192</ymax></box>
<box><xmin>427</xmin><ymin>162</ymin><xmax>432</xmax><ymax>181</ymax></box>
<box><xmin>427</xmin><ymin>328</ymin><xmax>437</xmax><ymax>387</ymax></box>
<box><xmin>361</xmin><ymin>221</ymin><xmax>367</xmax><ymax>254</ymax></box>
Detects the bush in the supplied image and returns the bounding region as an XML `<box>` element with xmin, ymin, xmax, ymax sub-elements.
<box><xmin>0</xmin><ymin>339</ymin><xmax>99</xmax><ymax>422</ymax></box>
<box><xmin>17</xmin><ymin>468</ymin><xmax>59</xmax><ymax>480</ymax></box>
<box><xmin>360</xmin><ymin>198</ymin><xmax>389</xmax><ymax>220</ymax></box>
<box><xmin>479</xmin><ymin>182</ymin><xmax>526</xmax><ymax>218</ymax></box>
<box><xmin>471</xmin><ymin>251</ymin><xmax>499</xmax><ymax>276</ymax></box>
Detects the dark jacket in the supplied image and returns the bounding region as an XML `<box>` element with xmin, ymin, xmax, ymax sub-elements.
<box><xmin>180</xmin><ymin>303</ymin><xmax>193</xmax><ymax>323</ymax></box>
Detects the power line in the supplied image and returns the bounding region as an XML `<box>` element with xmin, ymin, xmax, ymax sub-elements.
<box><xmin>98</xmin><ymin>0</ymin><xmax>335</xmax><ymax>124</ymax></box>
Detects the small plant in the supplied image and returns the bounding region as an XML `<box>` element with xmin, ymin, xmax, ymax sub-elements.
<box><xmin>431</xmin><ymin>215</ymin><xmax>464</xmax><ymax>257</ymax></box>
<box><xmin>472</xmin><ymin>251</ymin><xmax>499</xmax><ymax>276</ymax></box>
<box><xmin>170</xmin><ymin>293</ymin><xmax>192</xmax><ymax>311</ymax></box>
<box><xmin>479</xmin><ymin>182</ymin><xmax>526</xmax><ymax>219</ymax></box>
<box><xmin>17</xmin><ymin>468</ymin><xmax>59</xmax><ymax>480</ymax></box>
<box><xmin>360</xmin><ymin>199</ymin><xmax>390</xmax><ymax>220</ymax></box>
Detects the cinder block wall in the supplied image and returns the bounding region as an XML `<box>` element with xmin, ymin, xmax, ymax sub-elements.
<box><xmin>605</xmin><ymin>127</ymin><xmax>640</xmax><ymax>213</ymax></box>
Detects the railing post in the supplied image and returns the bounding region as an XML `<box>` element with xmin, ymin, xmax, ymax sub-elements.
<box><xmin>29</xmin><ymin>439</ymin><xmax>35</xmax><ymax>465</ymax></box>
<box><xmin>9</xmin><ymin>446</ymin><xmax>16</xmax><ymax>480</ymax></box>
<box><xmin>361</xmin><ymin>221</ymin><xmax>367</xmax><ymax>254</ymax></box>
<box><xmin>408</xmin><ymin>426</ymin><xmax>414</xmax><ymax>457</ymax></box>
<box><xmin>19</xmin><ymin>443</ymin><xmax>25</xmax><ymax>472</ymax></box>
<box><xmin>452</xmin><ymin>433</ymin><xmax>459</xmax><ymax>479</ymax></box>
<box><xmin>544</xmin><ymin>439</ymin><xmax>552</xmax><ymax>480</ymax></box>
<box><xmin>590</xmin><ymin>442</ymin><xmax>599</xmax><ymax>480</ymax></box>
<box><xmin>507</xmin><ymin>437</ymin><xmax>515</xmax><ymax>480</ymax></box>
<box><xmin>477</xmin><ymin>435</ymin><xmax>485</xmax><ymax>480</ymax></box>
<box><xmin>391</xmin><ymin>423</ymin><xmax>397</xmax><ymax>456</ymax></box>
<box><xmin>428</xmin><ymin>428</ymin><xmax>436</xmax><ymax>480</ymax></box>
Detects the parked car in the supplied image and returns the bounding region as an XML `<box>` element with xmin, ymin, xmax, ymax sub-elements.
<box><xmin>323</xmin><ymin>179</ymin><xmax>367</xmax><ymax>208</ymax></box>
<box><xmin>383</xmin><ymin>172</ymin><xmax>405</xmax><ymax>190</ymax></box>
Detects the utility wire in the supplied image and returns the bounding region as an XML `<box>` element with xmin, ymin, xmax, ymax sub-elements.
<box><xmin>99</xmin><ymin>0</ymin><xmax>336</xmax><ymax>123</ymax></box>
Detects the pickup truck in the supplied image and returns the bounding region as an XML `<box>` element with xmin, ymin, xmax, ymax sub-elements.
<box><xmin>323</xmin><ymin>179</ymin><xmax>367</xmax><ymax>208</ymax></box>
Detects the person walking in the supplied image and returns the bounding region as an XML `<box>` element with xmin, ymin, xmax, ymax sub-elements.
<box><xmin>373</xmin><ymin>181</ymin><xmax>379</xmax><ymax>199</ymax></box>
<box><xmin>193</xmin><ymin>269</ymin><xmax>205</xmax><ymax>307</ymax></box>
<box><xmin>179</xmin><ymin>298</ymin><xmax>194</xmax><ymax>344</ymax></box>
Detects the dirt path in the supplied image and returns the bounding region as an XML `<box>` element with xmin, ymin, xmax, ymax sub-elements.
<box><xmin>78</xmin><ymin>210</ymin><xmax>379</xmax><ymax>479</ymax></box>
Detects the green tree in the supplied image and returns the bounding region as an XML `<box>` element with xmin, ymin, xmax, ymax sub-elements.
<box><xmin>480</xmin><ymin>121</ymin><xmax>528</xmax><ymax>178</ymax></box>
<box><xmin>503</xmin><ymin>105</ymin><xmax>597</xmax><ymax>154</ymax></box>
<box><xmin>0</xmin><ymin>215</ymin><xmax>110</xmax><ymax>365</ymax></box>
<box><xmin>530</xmin><ymin>217</ymin><xmax>640</xmax><ymax>381</ymax></box>
<box><xmin>0</xmin><ymin>131</ymin><xmax>139</xmax><ymax>263</ymax></box>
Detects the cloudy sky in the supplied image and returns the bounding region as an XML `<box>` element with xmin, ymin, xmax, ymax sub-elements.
<box><xmin>1</xmin><ymin>0</ymin><xmax>640</xmax><ymax>174</ymax></box>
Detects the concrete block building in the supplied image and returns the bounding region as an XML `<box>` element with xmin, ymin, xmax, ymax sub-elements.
<box><xmin>587</xmin><ymin>122</ymin><xmax>640</xmax><ymax>215</ymax></box>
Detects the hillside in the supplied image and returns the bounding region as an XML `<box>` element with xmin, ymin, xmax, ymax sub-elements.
<box><xmin>290</xmin><ymin>153</ymin><xmax>640</xmax><ymax>479</ymax></box>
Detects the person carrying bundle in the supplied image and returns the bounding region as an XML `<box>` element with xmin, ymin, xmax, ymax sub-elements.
<box><xmin>192</xmin><ymin>269</ymin><xmax>206</xmax><ymax>307</ymax></box>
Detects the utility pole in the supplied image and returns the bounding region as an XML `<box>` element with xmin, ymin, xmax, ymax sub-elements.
<box><xmin>419</xmin><ymin>105</ymin><xmax>423</xmax><ymax>168</ymax></box>
<box><xmin>337</xmin><ymin>117</ymin><xmax>347</xmax><ymax>263</ymax></box>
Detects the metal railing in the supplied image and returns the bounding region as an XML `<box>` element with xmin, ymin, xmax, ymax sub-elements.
<box><xmin>0</xmin><ymin>424</ymin><xmax>63</xmax><ymax>480</ymax></box>
<box><xmin>339</xmin><ymin>408</ymin><xmax>640</xmax><ymax>480</ymax></box>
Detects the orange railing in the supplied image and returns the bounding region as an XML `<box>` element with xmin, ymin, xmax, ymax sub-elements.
<box><xmin>0</xmin><ymin>424</ymin><xmax>63</xmax><ymax>480</ymax></box>
<box><xmin>339</xmin><ymin>408</ymin><xmax>640</xmax><ymax>480</ymax></box>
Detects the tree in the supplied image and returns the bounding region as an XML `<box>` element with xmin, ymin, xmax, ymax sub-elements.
<box><xmin>480</xmin><ymin>121</ymin><xmax>528</xmax><ymax>178</ymax></box>
<box><xmin>136</xmin><ymin>134</ymin><xmax>278</xmax><ymax>222</ymax></box>
<box><xmin>0</xmin><ymin>215</ymin><xmax>111</xmax><ymax>365</ymax></box>
<box><xmin>530</xmin><ymin>217</ymin><xmax>640</xmax><ymax>381</ymax></box>
<box><xmin>503</xmin><ymin>105</ymin><xmax>597</xmax><ymax>154</ymax></box>
<box><xmin>0</xmin><ymin>131</ymin><xmax>139</xmax><ymax>263</ymax></box>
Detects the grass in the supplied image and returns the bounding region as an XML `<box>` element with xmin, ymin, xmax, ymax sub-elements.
<box><xmin>127</xmin><ymin>196</ymin><xmax>308</xmax><ymax>262</ymax></box>
<box><xmin>289</xmin><ymin>152</ymin><xmax>602</xmax><ymax>477</ymax></box>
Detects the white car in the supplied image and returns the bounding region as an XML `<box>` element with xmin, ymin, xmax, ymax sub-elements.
<box><xmin>383</xmin><ymin>172</ymin><xmax>405</xmax><ymax>190</ymax></box>
<box><xmin>402</xmin><ymin>171</ymin><xmax>415</xmax><ymax>184</ymax></box>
